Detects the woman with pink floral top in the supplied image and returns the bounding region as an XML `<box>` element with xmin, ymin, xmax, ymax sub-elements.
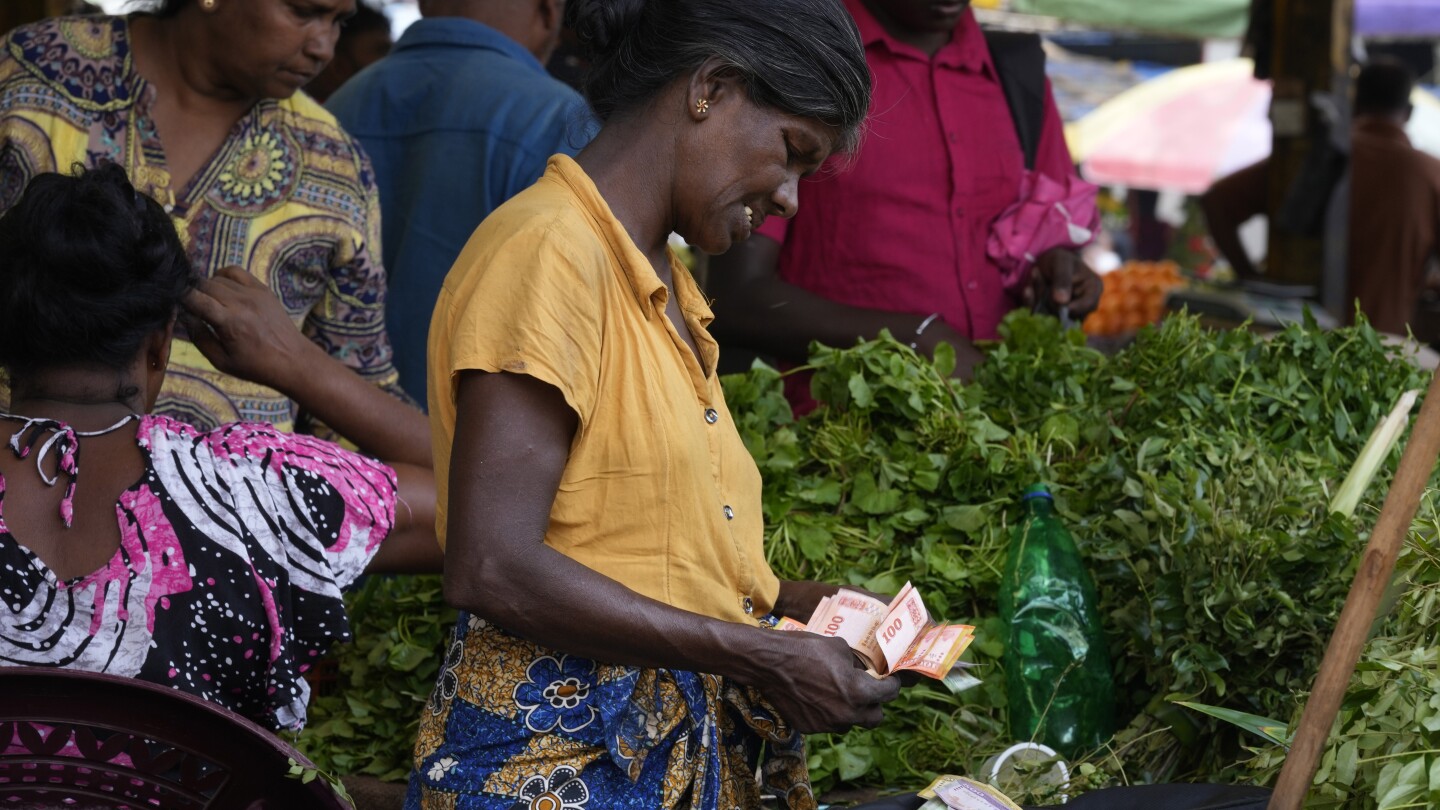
<box><xmin>0</xmin><ymin>164</ymin><xmax>440</xmax><ymax>732</ymax></box>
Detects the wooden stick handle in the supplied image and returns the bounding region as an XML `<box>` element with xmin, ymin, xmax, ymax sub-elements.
<box><xmin>1269</xmin><ymin>368</ymin><xmax>1440</xmax><ymax>810</ymax></box>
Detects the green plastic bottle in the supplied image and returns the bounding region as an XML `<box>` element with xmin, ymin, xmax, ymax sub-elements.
<box><xmin>999</xmin><ymin>483</ymin><xmax>1115</xmax><ymax>756</ymax></box>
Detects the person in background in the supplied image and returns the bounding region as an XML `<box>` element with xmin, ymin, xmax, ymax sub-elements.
<box><xmin>304</xmin><ymin>2</ymin><xmax>393</xmax><ymax>103</ymax></box>
<box><xmin>0</xmin><ymin>0</ymin><xmax>430</xmax><ymax>468</ymax></box>
<box><xmin>0</xmin><ymin>164</ymin><xmax>441</xmax><ymax>733</ymax></box>
<box><xmin>327</xmin><ymin>0</ymin><xmax>588</xmax><ymax>401</ymax></box>
<box><xmin>1202</xmin><ymin>59</ymin><xmax>1440</xmax><ymax>335</ymax></box>
<box><xmin>706</xmin><ymin>0</ymin><xmax>1102</xmax><ymax>405</ymax></box>
<box><xmin>407</xmin><ymin>0</ymin><xmax>899</xmax><ymax>806</ymax></box>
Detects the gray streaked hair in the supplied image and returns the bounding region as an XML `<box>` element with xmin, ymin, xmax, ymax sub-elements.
<box><xmin>567</xmin><ymin>0</ymin><xmax>872</xmax><ymax>153</ymax></box>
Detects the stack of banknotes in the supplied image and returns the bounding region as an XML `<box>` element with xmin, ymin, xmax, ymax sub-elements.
<box><xmin>917</xmin><ymin>775</ymin><xmax>1024</xmax><ymax>810</ymax></box>
<box><xmin>776</xmin><ymin>582</ymin><xmax>975</xmax><ymax>679</ymax></box>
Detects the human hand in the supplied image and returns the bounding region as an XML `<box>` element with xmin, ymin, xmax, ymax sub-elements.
<box><xmin>755</xmin><ymin>633</ymin><xmax>900</xmax><ymax>734</ymax></box>
<box><xmin>181</xmin><ymin>265</ymin><xmax>319</xmax><ymax>393</ymax></box>
<box><xmin>1024</xmin><ymin>249</ymin><xmax>1102</xmax><ymax>319</ymax></box>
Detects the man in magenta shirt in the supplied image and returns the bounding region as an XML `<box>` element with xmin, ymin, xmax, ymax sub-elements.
<box><xmin>709</xmin><ymin>0</ymin><xmax>1100</xmax><ymax>393</ymax></box>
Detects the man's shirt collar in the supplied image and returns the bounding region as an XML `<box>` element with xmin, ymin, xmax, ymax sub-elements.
<box><xmin>392</xmin><ymin>16</ymin><xmax>547</xmax><ymax>75</ymax></box>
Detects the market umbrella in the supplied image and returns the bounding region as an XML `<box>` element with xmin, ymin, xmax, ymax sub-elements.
<box><xmin>1012</xmin><ymin>0</ymin><xmax>1248</xmax><ymax>38</ymax></box>
<box><xmin>1007</xmin><ymin>0</ymin><xmax>1440</xmax><ymax>38</ymax></box>
<box><xmin>1065</xmin><ymin>58</ymin><xmax>1270</xmax><ymax>193</ymax></box>
<box><xmin>1065</xmin><ymin>58</ymin><xmax>1440</xmax><ymax>194</ymax></box>
<box><xmin>1357</xmin><ymin>0</ymin><xmax>1440</xmax><ymax>35</ymax></box>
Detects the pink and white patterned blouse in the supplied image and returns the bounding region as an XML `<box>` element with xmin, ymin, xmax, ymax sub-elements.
<box><xmin>0</xmin><ymin>414</ymin><xmax>396</xmax><ymax>731</ymax></box>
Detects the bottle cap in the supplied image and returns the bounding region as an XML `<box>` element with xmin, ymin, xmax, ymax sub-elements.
<box><xmin>1022</xmin><ymin>483</ymin><xmax>1053</xmax><ymax>501</ymax></box>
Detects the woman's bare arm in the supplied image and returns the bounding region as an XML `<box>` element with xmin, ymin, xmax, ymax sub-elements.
<box><xmin>442</xmin><ymin>369</ymin><xmax>898</xmax><ymax>734</ymax></box>
<box><xmin>182</xmin><ymin>266</ymin><xmax>432</xmax><ymax>468</ymax></box>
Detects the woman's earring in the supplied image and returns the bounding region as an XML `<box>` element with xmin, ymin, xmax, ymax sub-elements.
<box><xmin>201</xmin><ymin>0</ymin><xmax>217</xmax><ymax>9</ymax></box>
<box><xmin>694</xmin><ymin>98</ymin><xmax>710</xmax><ymax>115</ymax></box>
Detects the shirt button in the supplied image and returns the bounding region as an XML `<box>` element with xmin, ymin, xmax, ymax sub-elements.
<box><xmin>967</xmin><ymin>282</ymin><xmax>978</xmax><ymax>290</ymax></box>
<box><xmin>743</xmin><ymin>596</ymin><xmax>754</xmax><ymax>615</ymax></box>
<box><xmin>704</xmin><ymin>408</ymin><xmax>719</xmax><ymax>424</ymax></box>
<box><xmin>723</xmin><ymin>505</ymin><xmax>734</xmax><ymax>520</ymax></box>
<box><xmin>948</xmin><ymin>132</ymin><xmax>958</xmax><ymax>143</ymax></box>
<box><xmin>954</xmin><ymin>207</ymin><xmax>965</xmax><ymax>217</ymax></box>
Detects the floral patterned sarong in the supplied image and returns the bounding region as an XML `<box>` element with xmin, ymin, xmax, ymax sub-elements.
<box><xmin>405</xmin><ymin>613</ymin><xmax>815</xmax><ymax>809</ymax></box>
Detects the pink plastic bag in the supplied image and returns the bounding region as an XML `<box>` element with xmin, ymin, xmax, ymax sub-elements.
<box><xmin>987</xmin><ymin>170</ymin><xmax>1100</xmax><ymax>295</ymax></box>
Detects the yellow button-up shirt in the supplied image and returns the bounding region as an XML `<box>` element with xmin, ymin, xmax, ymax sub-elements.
<box><xmin>429</xmin><ymin>155</ymin><xmax>780</xmax><ymax>625</ymax></box>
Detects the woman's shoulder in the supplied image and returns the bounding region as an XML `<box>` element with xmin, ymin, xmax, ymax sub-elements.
<box><xmin>442</xmin><ymin>171</ymin><xmax>615</xmax><ymax>313</ymax></box>
<box><xmin>140</xmin><ymin>415</ymin><xmax>300</xmax><ymax>473</ymax></box>
<box><xmin>141</xmin><ymin>415</ymin><xmax>395</xmax><ymax>520</ymax></box>
<box><xmin>262</xmin><ymin>93</ymin><xmax>378</xmax><ymax>219</ymax></box>
<box><xmin>143</xmin><ymin>415</ymin><xmax>338</xmax><ymax>468</ymax></box>
<box><xmin>473</xmin><ymin>160</ymin><xmax>611</xmax><ymax>265</ymax></box>
<box><xmin>275</xmin><ymin>89</ymin><xmax>351</xmax><ymax>145</ymax></box>
<box><xmin>1</xmin><ymin>16</ymin><xmax>135</xmax><ymax>112</ymax></box>
<box><xmin>273</xmin><ymin>92</ymin><xmax>367</xmax><ymax>167</ymax></box>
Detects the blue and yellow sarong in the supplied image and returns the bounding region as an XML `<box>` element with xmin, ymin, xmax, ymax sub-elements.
<box><xmin>406</xmin><ymin>613</ymin><xmax>815</xmax><ymax>809</ymax></box>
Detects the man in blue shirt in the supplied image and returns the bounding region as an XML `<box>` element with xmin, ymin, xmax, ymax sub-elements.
<box><xmin>328</xmin><ymin>0</ymin><xmax>593</xmax><ymax>402</ymax></box>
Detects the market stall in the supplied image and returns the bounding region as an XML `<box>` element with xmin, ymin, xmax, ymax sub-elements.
<box><xmin>299</xmin><ymin>311</ymin><xmax>1440</xmax><ymax>808</ymax></box>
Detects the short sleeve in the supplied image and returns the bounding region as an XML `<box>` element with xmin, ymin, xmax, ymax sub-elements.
<box><xmin>203</xmin><ymin>421</ymin><xmax>398</xmax><ymax>591</ymax></box>
<box><xmin>145</xmin><ymin>416</ymin><xmax>398</xmax><ymax>730</ymax></box>
<box><xmin>438</xmin><ymin>221</ymin><xmax>606</xmax><ymax>434</ymax></box>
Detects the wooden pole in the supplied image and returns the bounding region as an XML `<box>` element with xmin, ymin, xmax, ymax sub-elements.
<box><xmin>1263</xmin><ymin>0</ymin><xmax>1352</xmax><ymax>289</ymax></box>
<box><xmin>1268</xmin><ymin>368</ymin><xmax>1440</xmax><ymax>809</ymax></box>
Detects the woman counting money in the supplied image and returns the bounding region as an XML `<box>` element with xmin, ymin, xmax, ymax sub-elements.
<box><xmin>407</xmin><ymin>1</ymin><xmax>898</xmax><ymax>808</ymax></box>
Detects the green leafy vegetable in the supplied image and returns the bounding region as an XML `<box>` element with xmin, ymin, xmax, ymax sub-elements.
<box><xmin>1173</xmin><ymin>701</ymin><xmax>1292</xmax><ymax>748</ymax></box>
<box><xmin>724</xmin><ymin>311</ymin><xmax>1427</xmax><ymax>802</ymax></box>
<box><xmin>297</xmin><ymin>575</ymin><xmax>457</xmax><ymax>782</ymax></box>
<box><xmin>302</xmin><ymin>311</ymin><xmax>1436</xmax><ymax>809</ymax></box>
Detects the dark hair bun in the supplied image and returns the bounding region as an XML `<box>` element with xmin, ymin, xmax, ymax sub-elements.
<box><xmin>567</xmin><ymin>0</ymin><xmax>647</xmax><ymax>59</ymax></box>
<box><xmin>0</xmin><ymin>163</ymin><xmax>196</xmax><ymax>378</ymax></box>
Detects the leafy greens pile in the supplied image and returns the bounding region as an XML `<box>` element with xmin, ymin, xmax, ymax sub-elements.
<box><xmin>298</xmin><ymin>575</ymin><xmax>457</xmax><ymax>782</ymax></box>
<box><xmin>1242</xmin><ymin>496</ymin><xmax>1440</xmax><ymax>809</ymax></box>
<box><xmin>299</xmin><ymin>311</ymin><xmax>1434</xmax><ymax>806</ymax></box>
<box><xmin>724</xmin><ymin>311</ymin><xmax>1427</xmax><ymax>800</ymax></box>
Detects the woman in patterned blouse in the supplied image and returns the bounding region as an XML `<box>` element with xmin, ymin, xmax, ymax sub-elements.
<box><xmin>0</xmin><ymin>163</ymin><xmax>440</xmax><ymax>731</ymax></box>
<box><xmin>0</xmin><ymin>0</ymin><xmax>429</xmax><ymax>464</ymax></box>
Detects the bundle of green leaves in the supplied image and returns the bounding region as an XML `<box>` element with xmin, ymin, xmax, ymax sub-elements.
<box><xmin>299</xmin><ymin>311</ymin><xmax>1430</xmax><ymax>806</ymax></box>
<box><xmin>725</xmin><ymin>312</ymin><xmax>1426</xmax><ymax>799</ymax></box>
<box><xmin>1241</xmin><ymin>497</ymin><xmax>1440</xmax><ymax>809</ymax></box>
<box><xmin>298</xmin><ymin>575</ymin><xmax>457</xmax><ymax>781</ymax></box>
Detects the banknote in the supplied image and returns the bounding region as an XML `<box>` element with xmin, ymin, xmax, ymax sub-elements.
<box><xmin>789</xmin><ymin>582</ymin><xmax>976</xmax><ymax>680</ymax></box>
<box><xmin>893</xmin><ymin>623</ymin><xmax>975</xmax><ymax>678</ymax></box>
<box><xmin>875</xmin><ymin>583</ymin><xmax>932</xmax><ymax>670</ymax></box>
<box><xmin>933</xmin><ymin>777</ymin><xmax>1024</xmax><ymax>810</ymax></box>
<box><xmin>806</xmin><ymin>589</ymin><xmax>889</xmax><ymax>669</ymax></box>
